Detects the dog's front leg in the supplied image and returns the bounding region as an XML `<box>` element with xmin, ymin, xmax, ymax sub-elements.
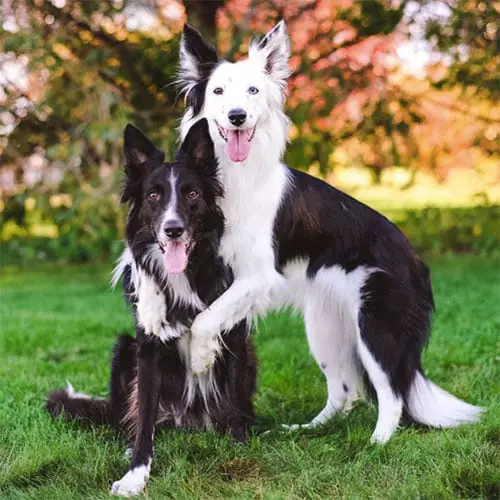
<box><xmin>190</xmin><ymin>274</ymin><xmax>278</xmax><ymax>374</ymax></box>
<box><xmin>111</xmin><ymin>335</ymin><xmax>160</xmax><ymax>497</ymax></box>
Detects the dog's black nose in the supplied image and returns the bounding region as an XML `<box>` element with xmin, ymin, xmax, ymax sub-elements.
<box><xmin>164</xmin><ymin>224</ymin><xmax>184</xmax><ymax>239</ymax></box>
<box><xmin>228</xmin><ymin>108</ymin><xmax>247</xmax><ymax>127</ymax></box>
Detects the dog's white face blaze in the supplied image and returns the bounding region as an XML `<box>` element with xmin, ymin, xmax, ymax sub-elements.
<box><xmin>179</xmin><ymin>21</ymin><xmax>291</xmax><ymax>165</ymax></box>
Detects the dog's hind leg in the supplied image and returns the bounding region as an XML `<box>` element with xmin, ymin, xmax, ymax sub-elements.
<box><xmin>111</xmin><ymin>334</ymin><xmax>160</xmax><ymax>497</ymax></box>
<box><xmin>357</xmin><ymin>339</ymin><xmax>403</xmax><ymax>444</ymax></box>
<box><xmin>359</xmin><ymin>268</ymin><xmax>482</xmax><ymax>442</ymax></box>
<box><xmin>356</xmin><ymin>270</ymin><xmax>428</xmax><ymax>444</ymax></box>
<box><xmin>284</xmin><ymin>286</ymin><xmax>360</xmax><ymax>430</ymax></box>
<box><xmin>109</xmin><ymin>333</ymin><xmax>138</xmax><ymax>429</ymax></box>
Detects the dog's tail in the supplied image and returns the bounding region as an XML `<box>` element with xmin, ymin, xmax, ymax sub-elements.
<box><xmin>45</xmin><ymin>333</ymin><xmax>137</xmax><ymax>428</ymax></box>
<box><xmin>46</xmin><ymin>382</ymin><xmax>112</xmax><ymax>426</ymax></box>
<box><xmin>406</xmin><ymin>371</ymin><xmax>483</xmax><ymax>428</ymax></box>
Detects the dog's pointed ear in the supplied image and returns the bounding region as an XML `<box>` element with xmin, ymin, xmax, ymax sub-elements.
<box><xmin>249</xmin><ymin>20</ymin><xmax>290</xmax><ymax>89</ymax></box>
<box><xmin>123</xmin><ymin>124</ymin><xmax>164</xmax><ymax>178</ymax></box>
<box><xmin>178</xmin><ymin>24</ymin><xmax>219</xmax><ymax>110</ymax></box>
<box><xmin>179</xmin><ymin>118</ymin><xmax>215</xmax><ymax>168</ymax></box>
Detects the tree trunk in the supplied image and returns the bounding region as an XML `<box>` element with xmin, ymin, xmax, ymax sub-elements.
<box><xmin>183</xmin><ymin>0</ymin><xmax>223</xmax><ymax>44</ymax></box>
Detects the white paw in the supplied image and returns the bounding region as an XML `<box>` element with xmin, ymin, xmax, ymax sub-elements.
<box><xmin>369</xmin><ymin>431</ymin><xmax>391</xmax><ymax>445</ymax></box>
<box><xmin>190</xmin><ymin>333</ymin><xmax>219</xmax><ymax>376</ymax></box>
<box><xmin>191</xmin><ymin>310</ymin><xmax>219</xmax><ymax>339</ymax></box>
<box><xmin>281</xmin><ymin>423</ymin><xmax>314</xmax><ymax>431</ymax></box>
<box><xmin>110</xmin><ymin>466</ymin><xmax>149</xmax><ymax>497</ymax></box>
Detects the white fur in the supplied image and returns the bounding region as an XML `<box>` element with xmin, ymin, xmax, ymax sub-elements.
<box><xmin>65</xmin><ymin>381</ymin><xmax>92</xmax><ymax>400</ymax></box>
<box><xmin>407</xmin><ymin>371</ymin><xmax>483</xmax><ymax>428</ymax></box>
<box><xmin>189</xmin><ymin>163</ymin><xmax>289</xmax><ymax>374</ymax></box>
<box><xmin>179</xmin><ymin>22</ymin><xmax>291</xmax><ymax>376</ymax></box>
<box><xmin>136</xmin><ymin>267</ymin><xmax>167</xmax><ymax>337</ymax></box>
<box><xmin>176</xmin><ymin>334</ymin><xmax>220</xmax><ymax>414</ymax></box>
<box><xmin>162</xmin><ymin>170</ymin><xmax>179</xmax><ymax>224</ymax></box>
<box><xmin>112</xmin><ymin>247</ymin><xmax>204</xmax><ymax>342</ymax></box>
<box><xmin>357</xmin><ymin>341</ymin><xmax>403</xmax><ymax>444</ymax></box>
<box><xmin>178</xmin><ymin>35</ymin><xmax>203</xmax><ymax>100</ymax></box>
<box><xmin>111</xmin><ymin>247</ymin><xmax>135</xmax><ymax>289</ymax></box>
<box><xmin>282</xmin><ymin>264</ymin><xmax>372</xmax><ymax>430</ymax></box>
<box><xmin>110</xmin><ymin>460</ymin><xmax>151</xmax><ymax>497</ymax></box>
<box><xmin>303</xmin><ymin>266</ymin><xmax>369</xmax><ymax>421</ymax></box>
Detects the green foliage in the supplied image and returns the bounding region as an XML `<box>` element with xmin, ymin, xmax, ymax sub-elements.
<box><xmin>1</xmin><ymin>180</ymin><xmax>125</xmax><ymax>265</ymax></box>
<box><xmin>392</xmin><ymin>205</ymin><xmax>500</xmax><ymax>256</ymax></box>
<box><xmin>2</xmin><ymin>0</ymin><xmax>182</xmax><ymax>178</ymax></box>
<box><xmin>0</xmin><ymin>257</ymin><xmax>498</xmax><ymax>498</ymax></box>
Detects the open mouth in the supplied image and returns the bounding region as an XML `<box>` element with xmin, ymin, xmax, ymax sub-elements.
<box><xmin>216</xmin><ymin>121</ymin><xmax>256</xmax><ymax>163</ymax></box>
<box><xmin>158</xmin><ymin>238</ymin><xmax>193</xmax><ymax>275</ymax></box>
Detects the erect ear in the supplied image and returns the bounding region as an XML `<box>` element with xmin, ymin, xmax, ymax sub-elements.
<box><xmin>123</xmin><ymin>124</ymin><xmax>164</xmax><ymax>178</ymax></box>
<box><xmin>178</xmin><ymin>24</ymin><xmax>219</xmax><ymax>113</ymax></box>
<box><xmin>179</xmin><ymin>118</ymin><xmax>215</xmax><ymax>168</ymax></box>
<box><xmin>249</xmin><ymin>20</ymin><xmax>290</xmax><ymax>90</ymax></box>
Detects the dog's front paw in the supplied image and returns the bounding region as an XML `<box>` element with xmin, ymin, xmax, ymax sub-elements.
<box><xmin>190</xmin><ymin>333</ymin><xmax>220</xmax><ymax>376</ymax></box>
<box><xmin>190</xmin><ymin>310</ymin><xmax>219</xmax><ymax>339</ymax></box>
<box><xmin>110</xmin><ymin>466</ymin><xmax>149</xmax><ymax>497</ymax></box>
<box><xmin>190</xmin><ymin>311</ymin><xmax>222</xmax><ymax>375</ymax></box>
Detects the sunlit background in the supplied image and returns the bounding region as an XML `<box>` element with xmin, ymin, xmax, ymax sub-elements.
<box><xmin>1</xmin><ymin>0</ymin><xmax>498</xmax><ymax>264</ymax></box>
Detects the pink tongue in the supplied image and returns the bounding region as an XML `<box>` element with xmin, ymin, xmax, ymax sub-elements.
<box><xmin>227</xmin><ymin>129</ymin><xmax>251</xmax><ymax>162</ymax></box>
<box><xmin>164</xmin><ymin>241</ymin><xmax>188</xmax><ymax>274</ymax></box>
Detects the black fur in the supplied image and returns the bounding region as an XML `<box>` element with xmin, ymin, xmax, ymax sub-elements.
<box><xmin>46</xmin><ymin>119</ymin><xmax>256</xmax><ymax>490</ymax></box>
<box><xmin>180</xmin><ymin>24</ymin><xmax>220</xmax><ymax>116</ymax></box>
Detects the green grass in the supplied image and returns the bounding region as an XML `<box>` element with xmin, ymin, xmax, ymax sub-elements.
<box><xmin>0</xmin><ymin>257</ymin><xmax>499</xmax><ymax>499</ymax></box>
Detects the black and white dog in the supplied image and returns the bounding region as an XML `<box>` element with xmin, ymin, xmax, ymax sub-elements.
<box><xmin>176</xmin><ymin>22</ymin><xmax>483</xmax><ymax>444</ymax></box>
<box><xmin>46</xmin><ymin>119</ymin><xmax>256</xmax><ymax>496</ymax></box>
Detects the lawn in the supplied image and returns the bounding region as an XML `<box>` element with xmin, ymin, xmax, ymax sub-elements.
<box><xmin>0</xmin><ymin>256</ymin><xmax>499</xmax><ymax>499</ymax></box>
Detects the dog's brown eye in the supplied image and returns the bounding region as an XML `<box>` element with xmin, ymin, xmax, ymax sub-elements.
<box><xmin>148</xmin><ymin>191</ymin><xmax>160</xmax><ymax>202</ymax></box>
<box><xmin>213</xmin><ymin>87</ymin><xmax>223</xmax><ymax>95</ymax></box>
<box><xmin>187</xmin><ymin>189</ymin><xmax>200</xmax><ymax>200</ymax></box>
<box><xmin>248</xmin><ymin>86</ymin><xmax>259</xmax><ymax>95</ymax></box>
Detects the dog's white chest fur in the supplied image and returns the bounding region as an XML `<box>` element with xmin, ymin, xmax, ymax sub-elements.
<box><xmin>218</xmin><ymin>155</ymin><xmax>288</xmax><ymax>275</ymax></box>
<box><xmin>135</xmin><ymin>267</ymin><xmax>205</xmax><ymax>341</ymax></box>
<box><xmin>114</xmin><ymin>250</ymin><xmax>204</xmax><ymax>341</ymax></box>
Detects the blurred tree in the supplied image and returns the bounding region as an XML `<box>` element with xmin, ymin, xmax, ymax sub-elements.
<box><xmin>1</xmin><ymin>0</ymin><xmax>183</xmax><ymax>184</ymax></box>
<box><xmin>419</xmin><ymin>0</ymin><xmax>499</xmax><ymax>100</ymax></box>
<box><xmin>1</xmin><ymin>0</ymin><xmax>497</xmax><ymax>192</ymax></box>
